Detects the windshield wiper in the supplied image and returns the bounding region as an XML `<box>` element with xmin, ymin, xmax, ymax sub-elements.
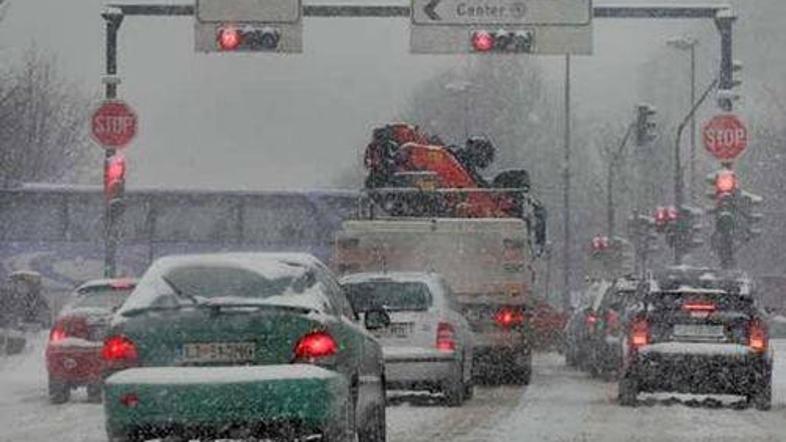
<box><xmin>161</xmin><ymin>275</ymin><xmax>203</xmax><ymax>305</ymax></box>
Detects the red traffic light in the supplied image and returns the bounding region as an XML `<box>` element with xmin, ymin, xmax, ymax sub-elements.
<box><xmin>591</xmin><ymin>236</ymin><xmax>610</xmax><ymax>252</ymax></box>
<box><xmin>217</xmin><ymin>26</ymin><xmax>242</xmax><ymax>51</ymax></box>
<box><xmin>715</xmin><ymin>169</ymin><xmax>737</xmax><ymax>195</ymax></box>
<box><xmin>471</xmin><ymin>31</ymin><xmax>495</xmax><ymax>52</ymax></box>
<box><xmin>654</xmin><ymin>206</ymin><xmax>678</xmax><ymax>225</ymax></box>
<box><xmin>104</xmin><ymin>154</ymin><xmax>126</xmax><ymax>201</ymax></box>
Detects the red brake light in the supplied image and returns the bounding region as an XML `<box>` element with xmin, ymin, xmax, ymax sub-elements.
<box><xmin>471</xmin><ymin>31</ymin><xmax>495</xmax><ymax>52</ymax></box>
<box><xmin>294</xmin><ymin>331</ymin><xmax>338</xmax><ymax>361</ymax></box>
<box><xmin>494</xmin><ymin>307</ymin><xmax>524</xmax><ymax>328</ymax></box>
<box><xmin>682</xmin><ymin>302</ymin><xmax>716</xmax><ymax>312</ymax></box>
<box><xmin>102</xmin><ymin>335</ymin><xmax>138</xmax><ymax>362</ymax></box>
<box><xmin>630</xmin><ymin>317</ymin><xmax>649</xmax><ymax>349</ymax></box>
<box><xmin>50</xmin><ymin>316</ymin><xmax>89</xmax><ymax>342</ymax></box>
<box><xmin>120</xmin><ymin>393</ymin><xmax>140</xmax><ymax>408</ymax></box>
<box><xmin>749</xmin><ymin>320</ymin><xmax>768</xmax><ymax>353</ymax></box>
<box><xmin>436</xmin><ymin>322</ymin><xmax>456</xmax><ymax>352</ymax></box>
<box><xmin>217</xmin><ymin>26</ymin><xmax>242</xmax><ymax>51</ymax></box>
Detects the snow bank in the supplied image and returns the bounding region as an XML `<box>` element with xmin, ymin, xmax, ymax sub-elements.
<box><xmin>106</xmin><ymin>364</ymin><xmax>337</xmax><ymax>386</ymax></box>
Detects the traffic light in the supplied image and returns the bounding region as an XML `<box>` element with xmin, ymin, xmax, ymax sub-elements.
<box><xmin>718</xmin><ymin>60</ymin><xmax>743</xmax><ymax>110</ymax></box>
<box><xmin>590</xmin><ymin>235</ymin><xmax>610</xmax><ymax>254</ymax></box>
<box><xmin>654</xmin><ymin>206</ymin><xmax>678</xmax><ymax>234</ymax></box>
<box><xmin>738</xmin><ymin>190</ymin><xmax>764</xmax><ymax>240</ymax></box>
<box><xmin>710</xmin><ymin>169</ymin><xmax>738</xmax><ymax>198</ymax></box>
<box><xmin>470</xmin><ymin>30</ymin><xmax>534</xmax><ymax>53</ymax></box>
<box><xmin>104</xmin><ymin>154</ymin><xmax>126</xmax><ymax>202</ymax></box>
<box><xmin>635</xmin><ymin>103</ymin><xmax>657</xmax><ymax>145</ymax></box>
<box><xmin>216</xmin><ymin>25</ymin><xmax>281</xmax><ymax>51</ymax></box>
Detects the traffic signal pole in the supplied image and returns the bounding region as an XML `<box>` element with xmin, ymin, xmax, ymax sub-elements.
<box><xmin>102</xmin><ymin>10</ymin><xmax>124</xmax><ymax>278</ymax></box>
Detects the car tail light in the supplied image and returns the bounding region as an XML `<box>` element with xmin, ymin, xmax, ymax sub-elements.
<box><xmin>749</xmin><ymin>319</ymin><xmax>768</xmax><ymax>353</ymax></box>
<box><xmin>50</xmin><ymin>316</ymin><xmax>89</xmax><ymax>342</ymax></box>
<box><xmin>436</xmin><ymin>322</ymin><xmax>456</xmax><ymax>352</ymax></box>
<box><xmin>120</xmin><ymin>393</ymin><xmax>140</xmax><ymax>408</ymax></box>
<box><xmin>629</xmin><ymin>317</ymin><xmax>649</xmax><ymax>349</ymax></box>
<box><xmin>494</xmin><ymin>307</ymin><xmax>525</xmax><ymax>328</ymax></box>
<box><xmin>102</xmin><ymin>335</ymin><xmax>139</xmax><ymax>363</ymax></box>
<box><xmin>294</xmin><ymin>331</ymin><xmax>338</xmax><ymax>362</ymax></box>
<box><xmin>682</xmin><ymin>302</ymin><xmax>716</xmax><ymax>312</ymax></box>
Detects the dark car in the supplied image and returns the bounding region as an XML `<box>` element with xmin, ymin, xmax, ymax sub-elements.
<box><xmin>586</xmin><ymin>277</ymin><xmax>640</xmax><ymax>379</ymax></box>
<box><xmin>564</xmin><ymin>280</ymin><xmax>611</xmax><ymax>369</ymax></box>
<box><xmin>618</xmin><ymin>272</ymin><xmax>772</xmax><ymax>410</ymax></box>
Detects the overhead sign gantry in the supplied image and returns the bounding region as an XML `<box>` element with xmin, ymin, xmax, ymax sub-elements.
<box><xmin>410</xmin><ymin>0</ymin><xmax>593</xmax><ymax>54</ymax></box>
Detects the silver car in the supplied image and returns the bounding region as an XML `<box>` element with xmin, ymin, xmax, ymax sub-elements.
<box><xmin>340</xmin><ymin>272</ymin><xmax>475</xmax><ymax>406</ymax></box>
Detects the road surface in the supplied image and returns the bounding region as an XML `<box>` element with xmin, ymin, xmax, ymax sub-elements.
<box><xmin>2</xmin><ymin>333</ymin><xmax>785</xmax><ymax>441</ymax></box>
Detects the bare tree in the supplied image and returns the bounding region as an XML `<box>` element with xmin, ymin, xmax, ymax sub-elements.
<box><xmin>0</xmin><ymin>47</ymin><xmax>98</xmax><ymax>186</ymax></box>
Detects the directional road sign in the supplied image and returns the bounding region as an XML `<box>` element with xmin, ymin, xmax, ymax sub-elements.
<box><xmin>91</xmin><ymin>100</ymin><xmax>138</xmax><ymax>149</ymax></box>
<box><xmin>702</xmin><ymin>114</ymin><xmax>748</xmax><ymax>161</ymax></box>
<box><xmin>410</xmin><ymin>0</ymin><xmax>593</xmax><ymax>54</ymax></box>
<box><xmin>412</xmin><ymin>0</ymin><xmax>592</xmax><ymax>25</ymax></box>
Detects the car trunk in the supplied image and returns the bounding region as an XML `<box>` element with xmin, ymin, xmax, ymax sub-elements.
<box><xmin>123</xmin><ymin>307</ymin><xmax>329</xmax><ymax>367</ymax></box>
<box><xmin>646</xmin><ymin>291</ymin><xmax>756</xmax><ymax>346</ymax></box>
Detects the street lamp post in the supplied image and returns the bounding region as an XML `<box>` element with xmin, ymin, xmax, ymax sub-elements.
<box><xmin>667</xmin><ymin>36</ymin><xmax>699</xmax><ymax>202</ymax></box>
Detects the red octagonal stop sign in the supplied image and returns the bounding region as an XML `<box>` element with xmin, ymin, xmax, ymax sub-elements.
<box><xmin>702</xmin><ymin>114</ymin><xmax>748</xmax><ymax>161</ymax></box>
<box><xmin>91</xmin><ymin>100</ymin><xmax>138</xmax><ymax>149</ymax></box>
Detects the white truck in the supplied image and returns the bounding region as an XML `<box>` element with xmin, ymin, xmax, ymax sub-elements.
<box><xmin>334</xmin><ymin>217</ymin><xmax>539</xmax><ymax>384</ymax></box>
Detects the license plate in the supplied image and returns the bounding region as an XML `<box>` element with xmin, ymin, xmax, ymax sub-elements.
<box><xmin>181</xmin><ymin>342</ymin><xmax>255</xmax><ymax>363</ymax></box>
<box><xmin>673</xmin><ymin>324</ymin><xmax>725</xmax><ymax>339</ymax></box>
<box><xmin>374</xmin><ymin>322</ymin><xmax>413</xmax><ymax>339</ymax></box>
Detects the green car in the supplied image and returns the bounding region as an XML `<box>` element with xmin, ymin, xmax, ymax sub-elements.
<box><xmin>102</xmin><ymin>253</ymin><xmax>388</xmax><ymax>442</ymax></box>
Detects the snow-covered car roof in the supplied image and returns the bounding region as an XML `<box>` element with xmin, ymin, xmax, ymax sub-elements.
<box><xmin>117</xmin><ymin>252</ymin><xmax>332</xmax><ymax>317</ymax></box>
<box><xmin>339</xmin><ymin>271</ymin><xmax>447</xmax><ymax>302</ymax></box>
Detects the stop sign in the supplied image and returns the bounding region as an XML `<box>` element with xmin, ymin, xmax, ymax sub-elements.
<box><xmin>702</xmin><ymin>114</ymin><xmax>748</xmax><ymax>161</ymax></box>
<box><xmin>91</xmin><ymin>100</ymin><xmax>138</xmax><ymax>149</ymax></box>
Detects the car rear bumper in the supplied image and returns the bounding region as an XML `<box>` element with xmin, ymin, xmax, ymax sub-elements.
<box><xmin>46</xmin><ymin>345</ymin><xmax>104</xmax><ymax>384</ymax></box>
<box><xmin>383</xmin><ymin>347</ymin><xmax>457</xmax><ymax>389</ymax></box>
<box><xmin>629</xmin><ymin>343</ymin><xmax>772</xmax><ymax>395</ymax></box>
<box><xmin>104</xmin><ymin>364</ymin><xmax>349</xmax><ymax>440</ymax></box>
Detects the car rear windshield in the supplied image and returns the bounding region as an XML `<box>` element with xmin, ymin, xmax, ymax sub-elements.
<box><xmin>163</xmin><ymin>265</ymin><xmax>295</xmax><ymax>299</ymax></box>
<box><xmin>74</xmin><ymin>286</ymin><xmax>134</xmax><ymax>310</ymax></box>
<box><xmin>344</xmin><ymin>281</ymin><xmax>432</xmax><ymax>312</ymax></box>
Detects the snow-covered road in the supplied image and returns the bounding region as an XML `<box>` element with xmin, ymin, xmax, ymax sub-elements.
<box><xmin>2</xmin><ymin>334</ymin><xmax>785</xmax><ymax>441</ymax></box>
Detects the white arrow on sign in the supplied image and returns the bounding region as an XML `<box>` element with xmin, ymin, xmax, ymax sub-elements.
<box><xmin>412</xmin><ymin>0</ymin><xmax>592</xmax><ymax>26</ymax></box>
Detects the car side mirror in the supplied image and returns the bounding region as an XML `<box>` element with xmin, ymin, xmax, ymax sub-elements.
<box><xmin>364</xmin><ymin>308</ymin><xmax>391</xmax><ymax>331</ymax></box>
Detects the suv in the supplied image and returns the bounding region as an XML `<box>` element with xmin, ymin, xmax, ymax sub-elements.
<box><xmin>619</xmin><ymin>270</ymin><xmax>772</xmax><ymax>410</ymax></box>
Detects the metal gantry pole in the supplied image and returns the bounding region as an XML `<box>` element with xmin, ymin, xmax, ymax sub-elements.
<box><xmin>562</xmin><ymin>54</ymin><xmax>572</xmax><ymax>312</ymax></box>
<box><xmin>102</xmin><ymin>10</ymin><xmax>124</xmax><ymax>278</ymax></box>
<box><xmin>689</xmin><ymin>44</ymin><xmax>697</xmax><ymax>201</ymax></box>
<box><xmin>607</xmin><ymin>124</ymin><xmax>634</xmax><ymax>238</ymax></box>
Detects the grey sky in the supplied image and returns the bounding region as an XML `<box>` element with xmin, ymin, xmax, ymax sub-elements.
<box><xmin>0</xmin><ymin>0</ymin><xmax>780</xmax><ymax>190</ymax></box>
